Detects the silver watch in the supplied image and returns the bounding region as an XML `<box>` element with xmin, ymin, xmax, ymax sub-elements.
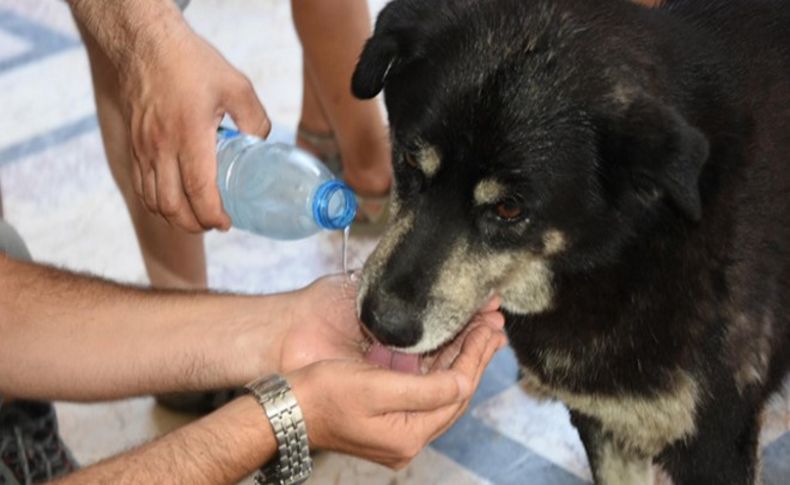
<box><xmin>246</xmin><ymin>374</ymin><xmax>312</xmax><ymax>485</ymax></box>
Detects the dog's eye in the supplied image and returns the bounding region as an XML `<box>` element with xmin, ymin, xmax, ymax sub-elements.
<box><xmin>404</xmin><ymin>152</ymin><xmax>419</xmax><ymax>169</ymax></box>
<box><xmin>494</xmin><ymin>199</ymin><xmax>525</xmax><ymax>222</ymax></box>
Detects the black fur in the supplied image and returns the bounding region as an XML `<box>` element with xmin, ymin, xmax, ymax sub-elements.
<box><xmin>354</xmin><ymin>0</ymin><xmax>790</xmax><ymax>483</ymax></box>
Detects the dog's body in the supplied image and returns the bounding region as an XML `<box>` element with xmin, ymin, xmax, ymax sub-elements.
<box><xmin>352</xmin><ymin>0</ymin><xmax>790</xmax><ymax>483</ymax></box>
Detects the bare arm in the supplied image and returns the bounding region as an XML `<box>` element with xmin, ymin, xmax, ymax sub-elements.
<box><xmin>52</xmin><ymin>325</ymin><xmax>505</xmax><ymax>484</ymax></box>
<box><xmin>67</xmin><ymin>0</ymin><xmax>185</xmax><ymax>72</ymax></box>
<box><xmin>53</xmin><ymin>396</ymin><xmax>277</xmax><ymax>485</ymax></box>
<box><xmin>0</xmin><ymin>256</ymin><xmax>288</xmax><ymax>401</ymax></box>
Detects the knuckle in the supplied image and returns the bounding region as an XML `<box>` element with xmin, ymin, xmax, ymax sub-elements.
<box><xmin>184</xmin><ymin>222</ymin><xmax>204</xmax><ymax>234</ymax></box>
<box><xmin>158</xmin><ymin>196</ymin><xmax>180</xmax><ymax>217</ymax></box>
<box><xmin>236</xmin><ymin>74</ymin><xmax>255</xmax><ymax>92</ymax></box>
<box><xmin>182</xmin><ymin>173</ymin><xmax>209</xmax><ymax>196</ymax></box>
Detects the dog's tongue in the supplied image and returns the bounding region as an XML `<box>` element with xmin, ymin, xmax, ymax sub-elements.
<box><xmin>367</xmin><ymin>343</ymin><xmax>421</xmax><ymax>374</ymax></box>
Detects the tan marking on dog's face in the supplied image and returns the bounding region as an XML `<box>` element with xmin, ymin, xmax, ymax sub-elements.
<box><xmin>523</xmin><ymin>369</ymin><xmax>700</xmax><ymax>456</ymax></box>
<box><xmin>542</xmin><ymin>229</ymin><xmax>567</xmax><ymax>255</ymax></box>
<box><xmin>356</xmin><ymin>211</ymin><xmax>414</xmax><ymax>315</ymax></box>
<box><xmin>473</xmin><ymin>179</ymin><xmax>506</xmax><ymax>206</ymax></box>
<box><xmin>364</xmin><ymin>234</ymin><xmax>556</xmax><ymax>354</ymax></box>
<box><xmin>417</xmin><ymin>145</ymin><xmax>441</xmax><ymax>178</ymax></box>
<box><xmin>498</xmin><ymin>257</ymin><xmax>554</xmax><ymax>314</ymax></box>
<box><xmin>396</xmin><ymin>239</ymin><xmax>514</xmax><ymax>353</ymax></box>
<box><xmin>404</xmin><ymin>247</ymin><xmax>555</xmax><ymax>353</ymax></box>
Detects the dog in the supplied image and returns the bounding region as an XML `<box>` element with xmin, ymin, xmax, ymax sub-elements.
<box><xmin>351</xmin><ymin>0</ymin><xmax>790</xmax><ymax>483</ymax></box>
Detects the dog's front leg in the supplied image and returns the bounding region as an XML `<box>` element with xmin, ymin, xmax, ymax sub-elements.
<box><xmin>571</xmin><ymin>411</ymin><xmax>655</xmax><ymax>485</ymax></box>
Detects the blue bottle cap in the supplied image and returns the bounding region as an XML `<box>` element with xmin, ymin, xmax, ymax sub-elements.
<box><xmin>217</xmin><ymin>126</ymin><xmax>241</xmax><ymax>139</ymax></box>
<box><xmin>313</xmin><ymin>180</ymin><xmax>358</xmax><ymax>230</ymax></box>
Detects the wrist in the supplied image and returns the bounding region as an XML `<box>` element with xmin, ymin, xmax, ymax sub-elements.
<box><xmin>246</xmin><ymin>374</ymin><xmax>313</xmax><ymax>484</ymax></box>
<box><xmin>69</xmin><ymin>0</ymin><xmax>189</xmax><ymax>72</ymax></box>
<box><xmin>218</xmin><ymin>295</ymin><xmax>294</xmax><ymax>385</ymax></box>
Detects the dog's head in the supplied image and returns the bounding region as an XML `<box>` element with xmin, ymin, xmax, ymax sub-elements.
<box><xmin>353</xmin><ymin>0</ymin><xmax>709</xmax><ymax>353</ymax></box>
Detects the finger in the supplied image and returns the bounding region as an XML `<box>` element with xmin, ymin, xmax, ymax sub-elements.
<box><xmin>471</xmin><ymin>310</ymin><xmax>505</xmax><ymax>330</ymax></box>
<box><xmin>142</xmin><ymin>163</ymin><xmax>159</xmax><ymax>213</ymax></box>
<box><xmin>424</xmin><ymin>330</ymin><xmax>505</xmax><ymax>443</ymax></box>
<box><xmin>365</xmin><ymin>368</ymin><xmax>468</xmax><ymax>414</ymax></box>
<box><xmin>131</xmin><ymin>158</ymin><xmax>144</xmax><ymax>202</ymax></box>
<box><xmin>156</xmin><ymin>154</ymin><xmax>203</xmax><ymax>233</ymax></box>
<box><xmin>448</xmin><ymin>325</ymin><xmax>497</xmax><ymax>384</ymax></box>
<box><xmin>179</xmin><ymin>127</ymin><xmax>231</xmax><ymax>230</ymax></box>
<box><xmin>479</xmin><ymin>295</ymin><xmax>502</xmax><ymax>313</ymax></box>
<box><xmin>428</xmin><ymin>320</ymin><xmax>486</xmax><ymax>372</ymax></box>
<box><xmin>225</xmin><ymin>76</ymin><xmax>271</xmax><ymax>138</ymax></box>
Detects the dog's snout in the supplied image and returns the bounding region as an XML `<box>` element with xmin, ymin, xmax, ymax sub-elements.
<box><xmin>360</xmin><ymin>292</ymin><xmax>423</xmax><ymax>349</ymax></box>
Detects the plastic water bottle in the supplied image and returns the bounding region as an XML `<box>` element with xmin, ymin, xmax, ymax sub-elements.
<box><xmin>216</xmin><ymin>127</ymin><xmax>357</xmax><ymax>240</ymax></box>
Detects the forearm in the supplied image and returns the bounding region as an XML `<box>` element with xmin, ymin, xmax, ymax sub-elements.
<box><xmin>0</xmin><ymin>257</ymin><xmax>291</xmax><ymax>401</ymax></box>
<box><xmin>67</xmin><ymin>0</ymin><xmax>188</xmax><ymax>71</ymax></box>
<box><xmin>53</xmin><ymin>396</ymin><xmax>276</xmax><ymax>485</ymax></box>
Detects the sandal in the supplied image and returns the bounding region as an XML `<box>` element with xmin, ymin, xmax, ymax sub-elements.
<box><xmin>350</xmin><ymin>191</ymin><xmax>391</xmax><ymax>237</ymax></box>
<box><xmin>296</xmin><ymin>124</ymin><xmax>343</xmax><ymax>178</ymax></box>
<box><xmin>297</xmin><ymin>125</ymin><xmax>391</xmax><ymax>236</ymax></box>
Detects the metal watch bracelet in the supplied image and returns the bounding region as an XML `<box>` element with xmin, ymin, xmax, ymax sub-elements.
<box><xmin>245</xmin><ymin>374</ymin><xmax>312</xmax><ymax>485</ymax></box>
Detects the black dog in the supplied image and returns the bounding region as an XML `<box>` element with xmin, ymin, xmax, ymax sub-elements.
<box><xmin>352</xmin><ymin>0</ymin><xmax>790</xmax><ymax>483</ymax></box>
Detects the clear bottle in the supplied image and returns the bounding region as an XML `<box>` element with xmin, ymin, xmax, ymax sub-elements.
<box><xmin>216</xmin><ymin>127</ymin><xmax>357</xmax><ymax>240</ymax></box>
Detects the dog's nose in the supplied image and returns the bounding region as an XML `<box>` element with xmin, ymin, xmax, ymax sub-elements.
<box><xmin>360</xmin><ymin>293</ymin><xmax>423</xmax><ymax>349</ymax></box>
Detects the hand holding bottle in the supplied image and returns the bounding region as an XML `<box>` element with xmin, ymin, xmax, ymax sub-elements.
<box><xmin>69</xmin><ymin>0</ymin><xmax>271</xmax><ymax>233</ymax></box>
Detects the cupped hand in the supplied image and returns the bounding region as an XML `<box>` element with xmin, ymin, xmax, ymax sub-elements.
<box><xmin>119</xmin><ymin>23</ymin><xmax>270</xmax><ymax>232</ymax></box>
<box><xmin>287</xmin><ymin>323</ymin><xmax>507</xmax><ymax>469</ymax></box>
<box><xmin>278</xmin><ymin>274</ymin><xmax>366</xmax><ymax>374</ymax></box>
<box><xmin>278</xmin><ymin>274</ymin><xmax>506</xmax><ymax>374</ymax></box>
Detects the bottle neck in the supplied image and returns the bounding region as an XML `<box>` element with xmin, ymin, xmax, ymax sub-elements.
<box><xmin>312</xmin><ymin>180</ymin><xmax>357</xmax><ymax>230</ymax></box>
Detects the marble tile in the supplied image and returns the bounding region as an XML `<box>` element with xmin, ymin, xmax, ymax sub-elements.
<box><xmin>0</xmin><ymin>27</ymin><xmax>30</xmax><ymax>62</ymax></box>
<box><xmin>761</xmin><ymin>379</ymin><xmax>790</xmax><ymax>447</ymax></box>
<box><xmin>0</xmin><ymin>48</ymin><xmax>94</xmax><ymax>150</ymax></box>
<box><xmin>0</xmin><ymin>1</ymin><xmax>79</xmax><ymax>38</ymax></box>
<box><xmin>764</xmin><ymin>432</ymin><xmax>790</xmax><ymax>485</ymax></box>
<box><xmin>474</xmin><ymin>385</ymin><xmax>592</xmax><ymax>483</ymax></box>
<box><xmin>307</xmin><ymin>448</ymin><xmax>488</xmax><ymax>485</ymax></box>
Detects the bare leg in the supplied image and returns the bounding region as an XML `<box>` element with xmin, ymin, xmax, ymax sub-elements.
<box><xmin>77</xmin><ymin>23</ymin><xmax>206</xmax><ymax>290</ymax></box>
<box><xmin>298</xmin><ymin>59</ymin><xmax>333</xmax><ymax>137</ymax></box>
<box><xmin>291</xmin><ymin>0</ymin><xmax>392</xmax><ymax>198</ymax></box>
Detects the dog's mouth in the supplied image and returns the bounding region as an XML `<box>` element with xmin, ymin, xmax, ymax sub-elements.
<box><xmin>361</xmin><ymin>319</ymin><xmax>473</xmax><ymax>375</ymax></box>
<box><xmin>366</xmin><ymin>343</ymin><xmax>423</xmax><ymax>373</ymax></box>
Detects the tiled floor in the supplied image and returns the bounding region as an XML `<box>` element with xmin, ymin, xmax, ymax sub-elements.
<box><xmin>0</xmin><ymin>2</ymin><xmax>788</xmax><ymax>484</ymax></box>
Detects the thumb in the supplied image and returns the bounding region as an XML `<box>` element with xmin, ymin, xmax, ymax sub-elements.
<box><xmin>225</xmin><ymin>76</ymin><xmax>271</xmax><ymax>138</ymax></box>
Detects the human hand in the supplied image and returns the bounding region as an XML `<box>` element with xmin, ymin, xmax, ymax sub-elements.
<box><xmin>277</xmin><ymin>275</ymin><xmax>366</xmax><ymax>374</ymax></box>
<box><xmin>287</xmin><ymin>323</ymin><xmax>507</xmax><ymax>469</ymax></box>
<box><xmin>118</xmin><ymin>20</ymin><xmax>270</xmax><ymax>232</ymax></box>
<box><xmin>278</xmin><ymin>274</ymin><xmax>505</xmax><ymax>374</ymax></box>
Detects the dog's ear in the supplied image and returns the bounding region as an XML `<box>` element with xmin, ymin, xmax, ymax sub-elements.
<box><xmin>352</xmin><ymin>33</ymin><xmax>402</xmax><ymax>99</ymax></box>
<box><xmin>601</xmin><ymin>97</ymin><xmax>710</xmax><ymax>221</ymax></box>
<box><xmin>352</xmin><ymin>0</ymin><xmax>428</xmax><ymax>99</ymax></box>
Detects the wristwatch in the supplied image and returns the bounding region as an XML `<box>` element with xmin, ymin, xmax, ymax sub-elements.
<box><xmin>245</xmin><ymin>374</ymin><xmax>312</xmax><ymax>485</ymax></box>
